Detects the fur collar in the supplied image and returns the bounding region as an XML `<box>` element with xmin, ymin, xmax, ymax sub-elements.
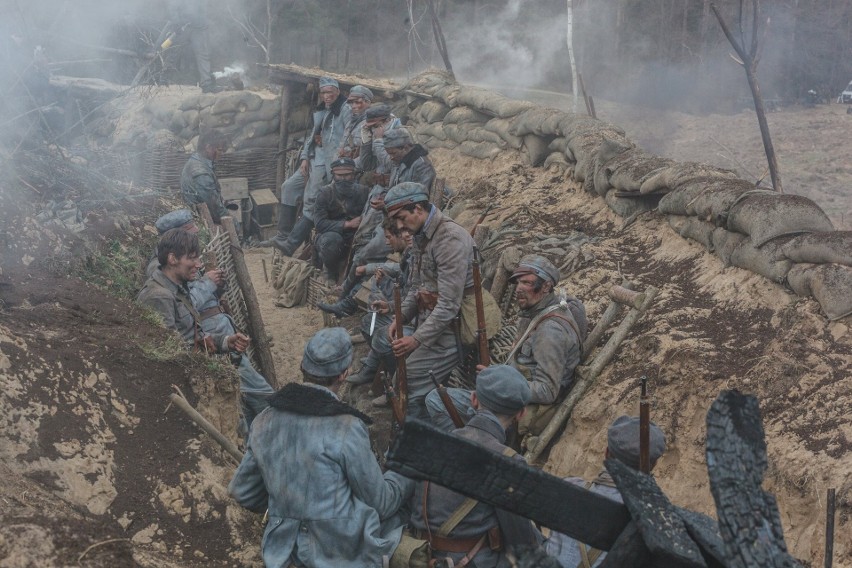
<box><xmin>267</xmin><ymin>383</ymin><xmax>372</xmax><ymax>424</ymax></box>
<box><xmin>401</xmin><ymin>143</ymin><xmax>429</xmax><ymax>168</ymax></box>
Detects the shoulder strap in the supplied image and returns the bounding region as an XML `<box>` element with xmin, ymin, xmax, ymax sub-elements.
<box><xmin>148</xmin><ymin>278</ymin><xmax>202</xmax><ymax>327</ymax></box>
<box><xmin>437</xmin><ymin>447</ymin><xmax>516</xmax><ymax>537</ymax></box>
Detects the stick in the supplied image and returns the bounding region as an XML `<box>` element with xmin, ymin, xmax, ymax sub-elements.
<box><xmin>77</xmin><ymin>538</ymin><xmax>131</xmax><ymax>563</ymax></box>
<box><xmin>261</xmin><ymin>258</ymin><xmax>269</xmax><ymax>283</ymax></box>
<box><xmin>639</xmin><ymin>376</ymin><xmax>650</xmax><ymax>474</ymax></box>
<box><xmin>825</xmin><ymin>487</ymin><xmax>835</xmax><ymax>568</ymax></box>
<box><xmin>169</xmin><ymin>393</ymin><xmax>242</xmax><ymax>462</ymax></box>
<box><xmin>430</xmin><ymin>371</ymin><xmax>465</xmax><ymax>428</ymax></box>
<box><xmin>588</xmin><ymin>95</ymin><xmax>597</xmax><ymax>119</ymax></box>
<box><xmin>392</xmin><ymin>279</ymin><xmax>408</xmax><ymax>416</ymax></box>
<box><xmin>222</xmin><ymin>217</ymin><xmax>278</xmax><ymax>386</ymax></box>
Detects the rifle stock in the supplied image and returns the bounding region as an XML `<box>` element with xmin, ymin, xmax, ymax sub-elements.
<box><xmin>382</xmin><ymin>369</ymin><xmax>405</xmax><ymax>428</ymax></box>
<box><xmin>392</xmin><ymin>279</ymin><xmax>408</xmax><ymax>415</ymax></box>
<box><xmin>430</xmin><ymin>371</ymin><xmax>465</xmax><ymax>428</ymax></box>
<box><xmin>472</xmin><ymin>247</ymin><xmax>490</xmax><ymax>367</ymax></box>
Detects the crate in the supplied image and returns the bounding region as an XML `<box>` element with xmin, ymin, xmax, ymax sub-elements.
<box><xmin>219</xmin><ymin>177</ymin><xmax>250</xmax><ymax>201</ymax></box>
<box><xmin>253</xmin><ymin>220</ymin><xmax>278</xmax><ymax>241</ymax></box>
<box><xmin>250</xmin><ymin>188</ymin><xmax>278</xmax><ymax>227</ymax></box>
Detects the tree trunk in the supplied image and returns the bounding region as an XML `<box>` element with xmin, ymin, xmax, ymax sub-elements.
<box><xmin>567</xmin><ymin>0</ymin><xmax>579</xmax><ymax>113</ymax></box>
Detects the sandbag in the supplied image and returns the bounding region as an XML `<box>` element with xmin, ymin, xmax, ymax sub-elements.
<box><xmin>639</xmin><ymin>162</ymin><xmax>736</xmax><ymax>194</ymax></box>
<box><xmin>433</xmin><ymin>84</ymin><xmax>462</xmax><ymax>107</ymax></box>
<box><xmin>210</xmin><ymin>91</ymin><xmax>264</xmax><ymax>115</ymax></box>
<box><xmin>608</xmin><ymin>153</ymin><xmax>676</xmax><ymax>193</ymax></box>
<box><xmin>785</xmin><ymin>263</ymin><xmax>852</xmax><ymax>320</ymax></box>
<box><xmin>712</xmin><ymin>227</ymin><xmax>746</xmax><ymax>267</ymax></box>
<box><xmin>510</xmin><ymin>107</ymin><xmax>564</xmax><ymax>137</ymax></box>
<box><xmin>417</xmin><ymin>99</ymin><xmax>450</xmax><ymax>123</ymax></box>
<box><xmin>522</xmin><ymin>135</ymin><xmax>550</xmax><ymax>166</ymax></box>
<box><xmin>549</xmin><ymin>137</ymin><xmax>570</xmax><ymax>153</ymax></box>
<box><xmin>455</xmin><ymin>86</ymin><xmax>534</xmax><ymax>118</ymax></box>
<box><xmin>273</xmin><ymin>258</ymin><xmax>314</xmax><ymax>307</ymax></box>
<box><xmin>685</xmin><ymin>179</ymin><xmax>755</xmax><ymax>222</ymax></box>
<box><xmin>557</xmin><ymin>115</ymin><xmax>605</xmax><ymax>141</ymax></box>
<box><xmin>778</xmin><ymin>231</ymin><xmax>852</xmax><ymax>266</ymax></box>
<box><xmin>543</xmin><ymin>152</ymin><xmax>571</xmax><ymax>172</ymax></box>
<box><xmin>201</xmin><ymin>110</ymin><xmax>237</xmax><ymax>128</ymax></box>
<box><xmin>729</xmin><ymin>236</ymin><xmax>794</xmax><ymax>283</ymax></box>
<box><xmin>592</xmin><ymin>141</ymin><xmax>638</xmax><ymax>197</ymax></box>
<box><xmin>725</xmin><ymin>193</ymin><xmax>835</xmax><ymax>247</ymax></box>
<box><xmin>483</xmin><ymin>118</ymin><xmax>524</xmax><ymax>149</ymax></box>
<box><xmin>423</xmin><ymin>137</ymin><xmax>458</xmax><ymax>151</ymax></box>
<box><xmin>458</xmin><ymin>140</ymin><xmax>502</xmax><ymax>160</ymax></box>
<box><xmin>669</xmin><ymin>215</ymin><xmax>715</xmax><ymax>251</ymax></box>
<box><xmin>442</xmin><ymin>123</ymin><xmax>468</xmax><ymax>144</ymax></box>
<box><xmin>466</xmin><ymin>127</ymin><xmax>506</xmax><ymax>147</ymax></box>
<box><xmin>443</xmin><ymin>106</ymin><xmax>490</xmax><ymax>125</ymax></box>
<box><xmin>604</xmin><ymin>190</ymin><xmax>660</xmax><ymax>218</ymax></box>
<box><xmin>660</xmin><ymin>176</ymin><xmax>743</xmax><ymax>216</ymax></box>
<box><xmin>414</xmin><ymin>122</ymin><xmax>447</xmax><ymax>141</ymax></box>
<box><xmin>233</xmin><ymin>133</ymin><xmax>279</xmax><ymax>150</ymax></box>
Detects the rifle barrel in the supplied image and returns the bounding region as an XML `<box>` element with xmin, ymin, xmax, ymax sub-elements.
<box><xmin>472</xmin><ymin>247</ymin><xmax>490</xmax><ymax>367</ymax></box>
<box><xmin>639</xmin><ymin>376</ymin><xmax>650</xmax><ymax>474</ymax></box>
<box><xmin>430</xmin><ymin>371</ymin><xmax>464</xmax><ymax>428</ymax></box>
<box><xmin>393</xmin><ymin>280</ymin><xmax>408</xmax><ymax>416</ymax></box>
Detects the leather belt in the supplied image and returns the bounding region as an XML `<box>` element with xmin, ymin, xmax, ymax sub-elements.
<box><xmin>409</xmin><ymin>529</ymin><xmax>485</xmax><ymax>553</ymax></box>
<box><xmin>199</xmin><ymin>305</ymin><xmax>225</xmax><ymax>321</ymax></box>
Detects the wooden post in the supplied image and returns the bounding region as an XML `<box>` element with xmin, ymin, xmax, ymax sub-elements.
<box><xmin>169</xmin><ymin>393</ymin><xmax>242</xmax><ymax>463</ymax></box>
<box><xmin>221</xmin><ymin>217</ymin><xmax>278</xmax><ymax>386</ymax></box>
<box><xmin>825</xmin><ymin>488</ymin><xmax>835</xmax><ymax>568</ymax></box>
<box><xmin>275</xmin><ymin>81</ymin><xmax>294</xmax><ymax>195</ymax></box>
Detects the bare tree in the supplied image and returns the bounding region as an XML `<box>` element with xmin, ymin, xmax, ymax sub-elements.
<box><xmin>711</xmin><ymin>0</ymin><xmax>782</xmax><ymax>192</ymax></box>
<box><xmin>566</xmin><ymin>0</ymin><xmax>579</xmax><ymax>113</ymax></box>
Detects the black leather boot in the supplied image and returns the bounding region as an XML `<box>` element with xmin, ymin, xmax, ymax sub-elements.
<box><xmin>317</xmin><ymin>296</ymin><xmax>357</xmax><ymax>318</ymax></box>
<box><xmin>259</xmin><ymin>204</ymin><xmax>297</xmax><ymax>251</ymax></box>
<box><xmin>279</xmin><ymin>215</ymin><xmax>314</xmax><ymax>257</ymax></box>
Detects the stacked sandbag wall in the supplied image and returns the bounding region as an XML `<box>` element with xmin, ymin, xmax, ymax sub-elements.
<box><xmin>402</xmin><ymin>71</ymin><xmax>852</xmax><ymax>321</ymax></box>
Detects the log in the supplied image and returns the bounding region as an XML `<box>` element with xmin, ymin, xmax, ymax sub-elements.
<box><xmin>705</xmin><ymin>390</ymin><xmax>799</xmax><ymax>568</ymax></box>
<box><xmin>598</xmin><ymin>521</ymin><xmax>649</xmax><ymax>568</ymax></box>
<box><xmin>385</xmin><ymin>419</ymin><xmax>631</xmax><ymax>551</ymax></box>
<box><xmin>169</xmin><ymin>393</ymin><xmax>242</xmax><ymax>463</ymax></box>
<box><xmin>525</xmin><ymin>286</ymin><xmax>658</xmax><ymax>462</ymax></box>
<box><xmin>606</xmin><ymin>459</ymin><xmax>710</xmax><ymax>567</ymax></box>
<box><xmin>275</xmin><ymin>82</ymin><xmax>293</xmax><ymax>193</ymax></box>
<box><xmin>221</xmin><ymin>217</ymin><xmax>278</xmax><ymax>386</ymax></box>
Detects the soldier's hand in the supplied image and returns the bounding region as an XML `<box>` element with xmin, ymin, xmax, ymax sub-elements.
<box><xmin>355</xmin><ymin>265</ymin><xmax>367</xmax><ymax>276</ymax></box>
<box><xmin>299</xmin><ymin>159</ymin><xmax>310</xmax><ymax>178</ymax></box>
<box><xmin>392</xmin><ymin>335</ymin><xmax>419</xmax><ymax>357</ymax></box>
<box><xmin>387</xmin><ymin>318</ymin><xmax>399</xmax><ymax>341</ymax></box>
<box><xmin>372</xmin><ymin>124</ymin><xmax>386</xmax><ymax>139</ymax></box>
<box><xmin>205</xmin><ymin>269</ymin><xmax>225</xmax><ymax>288</ymax></box>
<box><xmin>371</xmin><ymin>300</ymin><xmax>389</xmax><ymax>314</ymax></box>
<box><xmin>343</xmin><ymin>216</ymin><xmax>362</xmax><ymax>230</ymax></box>
<box><xmin>370</xmin><ymin>195</ymin><xmax>385</xmax><ymax>211</ymax></box>
<box><xmin>228</xmin><ymin>333</ymin><xmax>251</xmax><ymax>353</ymax></box>
<box><xmin>198</xmin><ymin>335</ymin><xmax>217</xmax><ymax>354</ymax></box>
<box><xmin>476</xmin><ymin>364</ymin><xmax>487</xmax><ymax>372</ymax></box>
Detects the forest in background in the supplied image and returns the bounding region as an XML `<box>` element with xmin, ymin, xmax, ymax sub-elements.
<box><xmin>2</xmin><ymin>0</ymin><xmax>852</xmax><ymax>114</ymax></box>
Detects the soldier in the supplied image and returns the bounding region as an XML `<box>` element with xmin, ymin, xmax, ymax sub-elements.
<box><xmin>167</xmin><ymin>0</ymin><xmax>219</xmax><ymax>92</ymax></box>
<box><xmin>407</xmin><ymin>365</ymin><xmax>541</xmax><ymax>567</ymax></box>
<box><xmin>385</xmin><ymin>181</ymin><xmax>474</xmax><ymax>419</ymax></box>
<box><xmin>426</xmin><ymin>255</ymin><xmax>587</xmax><ymax>440</ymax></box>
<box><xmin>180</xmin><ymin>130</ymin><xmax>228</xmax><ymax>224</ymax></box>
<box><xmin>339</xmin><ymin>85</ymin><xmax>373</xmax><ymax>159</ymax></box>
<box><xmin>312</xmin><ymin>157</ymin><xmax>370</xmax><ymax>282</ymax></box>
<box><xmin>385</xmin><ymin>128</ymin><xmax>436</xmax><ymax>190</ymax></box>
<box><xmin>229</xmin><ymin>327</ymin><xmax>414</xmax><ymax>568</ymax></box>
<box><xmin>137</xmin><ymin>228</ymin><xmax>273</xmax><ymax>426</ymax></box>
<box><xmin>260</xmin><ymin>76</ymin><xmax>352</xmax><ymax>255</ymax></box>
<box><xmin>544</xmin><ymin>416</ymin><xmax>666</xmax><ymax>567</ymax></box>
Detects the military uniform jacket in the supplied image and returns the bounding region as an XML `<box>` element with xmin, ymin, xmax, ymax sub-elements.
<box><xmin>313</xmin><ymin>181</ymin><xmax>370</xmax><ymax>235</ymax></box>
<box><xmin>389</xmin><ymin>143</ymin><xmax>436</xmax><ymax>190</ymax></box>
<box><xmin>409</xmin><ymin>410</ymin><xmax>541</xmax><ymax>567</ymax></box>
<box><xmin>229</xmin><ymin>383</ymin><xmax>413</xmax><ymax>568</ymax></box>
<box><xmin>402</xmin><ymin>207</ymin><xmax>474</xmax><ymax>348</ymax></box>
<box><xmin>136</xmin><ymin>269</ymin><xmax>229</xmax><ymax>352</ymax></box>
<box><xmin>300</xmin><ymin>94</ymin><xmax>352</xmax><ymax>167</ymax></box>
<box><xmin>180</xmin><ymin>153</ymin><xmax>227</xmax><ymax>222</ymax></box>
<box><xmin>512</xmin><ymin>292</ymin><xmax>588</xmax><ymax>405</ymax></box>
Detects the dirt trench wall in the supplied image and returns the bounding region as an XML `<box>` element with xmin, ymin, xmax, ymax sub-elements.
<box><xmin>401</xmin><ymin>70</ymin><xmax>852</xmax><ymax>322</ymax></box>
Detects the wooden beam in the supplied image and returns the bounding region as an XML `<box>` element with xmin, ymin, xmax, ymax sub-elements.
<box><xmin>275</xmin><ymin>81</ymin><xmax>293</xmax><ymax>193</ymax></box>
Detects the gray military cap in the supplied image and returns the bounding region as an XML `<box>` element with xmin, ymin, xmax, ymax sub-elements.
<box><xmin>475</xmin><ymin>365</ymin><xmax>531</xmax><ymax>415</ymax></box>
<box><xmin>607</xmin><ymin>415</ymin><xmax>666</xmax><ymax>469</ymax></box>
<box><xmin>330</xmin><ymin>157</ymin><xmax>357</xmax><ymax>171</ymax></box>
<box><xmin>511</xmin><ymin>254</ymin><xmax>560</xmax><ymax>286</ymax></box>
<box><xmin>349</xmin><ymin>85</ymin><xmax>374</xmax><ymax>101</ymax></box>
<box><xmin>383</xmin><ymin>128</ymin><xmax>413</xmax><ymax>148</ymax></box>
<box><xmin>155</xmin><ymin>209</ymin><xmax>197</xmax><ymax>234</ymax></box>
<box><xmin>301</xmin><ymin>327</ymin><xmax>353</xmax><ymax>377</ymax></box>
<box><xmin>318</xmin><ymin>76</ymin><xmax>339</xmax><ymax>90</ymax></box>
<box><xmin>365</xmin><ymin>103</ymin><xmax>392</xmax><ymax>120</ymax></box>
<box><xmin>384</xmin><ymin>182</ymin><xmax>429</xmax><ymax>215</ymax></box>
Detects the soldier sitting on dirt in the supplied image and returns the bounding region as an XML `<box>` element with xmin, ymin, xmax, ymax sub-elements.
<box><xmin>229</xmin><ymin>327</ymin><xmax>414</xmax><ymax>568</ymax></box>
<box><xmin>311</xmin><ymin>157</ymin><xmax>370</xmax><ymax>283</ymax></box>
<box><xmin>426</xmin><ymin>255</ymin><xmax>587</xmax><ymax>444</ymax></box>
<box><xmin>544</xmin><ymin>416</ymin><xmax>666</xmax><ymax>567</ymax></box>
<box><xmin>180</xmin><ymin>130</ymin><xmax>229</xmax><ymax>224</ymax></box>
<box><xmin>405</xmin><ymin>365</ymin><xmax>542</xmax><ymax>568</ymax></box>
<box><xmin>137</xmin><ymin>228</ymin><xmax>273</xmax><ymax>426</ymax></box>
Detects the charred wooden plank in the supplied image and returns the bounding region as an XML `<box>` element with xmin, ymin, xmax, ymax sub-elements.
<box><xmin>606</xmin><ymin>458</ymin><xmax>707</xmax><ymax>567</ymax></box>
<box><xmin>598</xmin><ymin>521</ymin><xmax>648</xmax><ymax>568</ymax></box>
<box><xmin>385</xmin><ymin>419</ymin><xmax>630</xmax><ymax>551</ymax></box>
<box><xmin>705</xmin><ymin>391</ymin><xmax>800</xmax><ymax>568</ymax></box>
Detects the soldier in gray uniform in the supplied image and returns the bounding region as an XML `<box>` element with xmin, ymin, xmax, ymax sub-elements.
<box><xmin>180</xmin><ymin>130</ymin><xmax>228</xmax><ymax>224</ymax></box>
<box><xmin>426</xmin><ymin>255</ymin><xmax>587</xmax><ymax>439</ymax></box>
<box><xmin>385</xmin><ymin>128</ymin><xmax>436</xmax><ymax>190</ymax></box>
<box><xmin>384</xmin><ymin>182</ymin><xmax>474</xmax><ymax>420</ymax></box>
<box><xmin>408</xmin><ymin>365</ymin><xmax>541</xmax><ymax>567</ymax></box>
<box><xmin>137</xmin><ymin>228</ymin><xmax>273</xmax><ymax>426</ymax></box>
<box><xmin>339</xmin><ymin>85</ymin><xmax>373</xmax><ymax>159</ymax></box>
<box><xmin>229</xmin><ymin>328</ymin><xmax>414</xmax><ymax>568</ymax></box>
<box><xmin>167</xmin><ymin>0</ymin><xmax>218</xmax><ymax>92</ymax></box>
<box><xmin>545</xmin><ymin>416</ymin><xmax>666</xmax><ymax>567</ymax></box>
<box><xmin>260</xmin><ymin>76</ymin><xmax>352</xmax><ymax>256</ymax></box>
<box><xmin>312</xmin><ymin>157</ymin><xmax>370</xmax><ymax>282</ymax></box>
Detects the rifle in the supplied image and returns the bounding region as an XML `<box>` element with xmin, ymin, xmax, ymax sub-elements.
<box><xmin>382</xmin><ymin>368</ymin><xmax>405</xmax><ymax>428</ymax></box>
<box><xmin>469</xmin><ymin>204</ymin><xmax>494</xmax><ymax>238</ymax></box>
<box><xmin>472</xmin><ymin>246</ymin><xmax>490</xmax><ymax>367</ymax></box>
<box><xmin>639</xmin><ymin>376</ymin><xmax>650</xmax><ymax>474</ymax></box>
<box><xmin>429</xmin><ymin>371</ymin><xmax>465</xmax><ymax>428</ymax></box>
<box><xmin>392</xmin><ymin>278</ymin><xmax>408</xmax><ymax>416</ymax></box>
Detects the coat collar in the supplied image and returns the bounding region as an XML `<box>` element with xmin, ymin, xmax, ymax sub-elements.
<box><xmin>267</xmin><ymin>383</ymin><xmax>372</xmax><ymax>424</ymax></box>
<box><xmin>464</xmin><ymin>409</ymin><xmax>507</xmax><ymax>442</ymax></box>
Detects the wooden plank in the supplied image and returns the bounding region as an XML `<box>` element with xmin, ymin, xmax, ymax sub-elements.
<box><xmin>706</xmin><ymin>391</ymin><xmax>799</xmax><ymax>568</ymax></box>
<box><xmin>598</xmin><ymin>521</ymin><xmax>649</xmax><ymax>568</ymax></box>
<box><xmin>606</xmin><ymin>458</ymin><xmax>708</xmax><ymax>568</ymax></box>
<box><xmin>385</xmin><ymin>419</ymin><xmax>631</xmax><ymax>551</ymax></box>
<box><xmin>258</xmin><ymin>63</ymin><xmax>399</xmax><ymax>99</ymax></box>
<box><xmin>275</xmin><ymin>82</ymin><xmax>293</xmax><ymax>192</ymax></box>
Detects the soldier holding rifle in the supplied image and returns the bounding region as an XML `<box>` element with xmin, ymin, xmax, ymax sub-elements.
<box><xmin>384</xmin><ymin>181</ymin><xmax>475</xmax><ymax>420</ymax></box>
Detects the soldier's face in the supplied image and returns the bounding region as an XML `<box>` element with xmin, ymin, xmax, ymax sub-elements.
<box><xmin>386</xmin><ymin>146</ymin><xmax>406</xmax><ymax>164</ymax></box>
<box><xmin>348</xmin><ymin>96</ymin><xmax>369</xmax><ymax>113</ymax></box>
<box><xmin>320</xmin><ymin>87</ymin><xmax>339</xmax><ymax>107</ymax></box>
<box><xmin>514</xmin><ymin>275</ymin><xmax>549</xmax><ymax>309</ymax></box>
<box><xmin>170</xmin><ymin>252</ymin><xmax>202</xmax><ymax>284</ymax></box>
<box><xmin>392</xmin><ymin>205</ymin><xmax>426</xmax><ymax>234</ymax></box>
<box><xmin>332</xmin><ymin>168</ymin><xmax>356</xmax><ymax>182</ymax></box>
